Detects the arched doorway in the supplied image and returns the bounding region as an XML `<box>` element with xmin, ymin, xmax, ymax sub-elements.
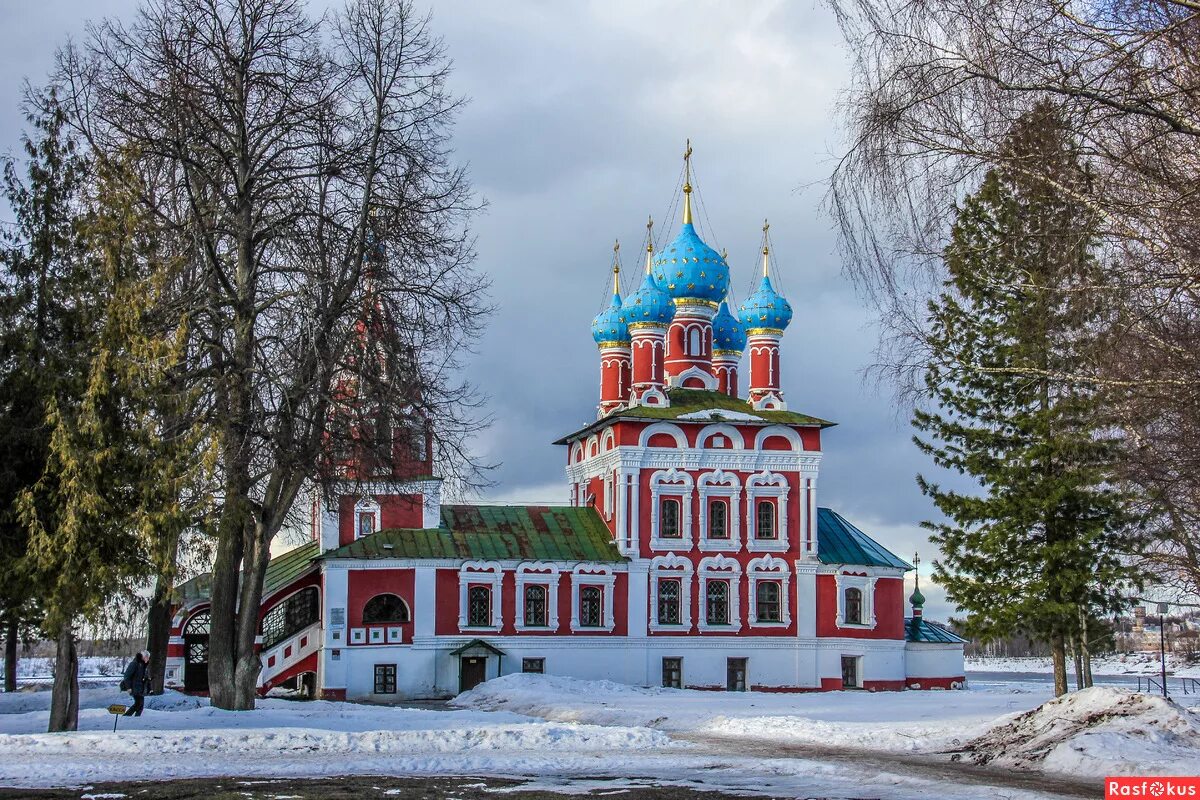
<box><xmin>183</xmin><ymin>610</ymin><xmax>210</xmax><ymax>693</ymax></box>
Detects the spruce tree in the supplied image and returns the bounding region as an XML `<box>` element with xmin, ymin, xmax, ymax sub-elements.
<box><xmin>914</xmin><ymin>103</ymin><xmax>1144</xmax><ymax>696</ymax></box>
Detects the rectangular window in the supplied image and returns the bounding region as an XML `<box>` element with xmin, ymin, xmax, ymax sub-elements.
<box><xmin>580</xmin><ymin>586</ymin><xmax>603</xmax><ymax>627</ymax></box>
<box><xmin>727</xmin><ymin>657</ymin><xmax>747</xmax><ymax>692</ymax></box>
<box><xmin>522</xmin><ymin>657</ymin><xmax>545</xmax><ymax>674</ymax></box>
<box><xmin>844</xmin><ymin>588</ymin><xmax>864</xmax><ymax>625</ymax></box>
<box><xmin>374</xmin><ymin>663</ymin><xmax>397</xmax><ymax>694</ymax></box>
<box><xmin>358</xmin><ymin>511</ymin><xmax>376</xmax><ymax>537</ymax></box>
<box><xmin>467</xmin><ymin>585</ymin><xmax>491</xmax><ymax>627</ymax></box>
<box><xmin>662</xmin><ymin>657</ymin><xmax>683</xmax><ymax>689</ymax></box>
<box><xmin>660</xmin><ymin>498</ymin><xmax>681</xmax><ymax>538</ymax></box>
<box><xmin>841</xmin><ymin>655</ymin><xmax>860</xmax><ymax>689</ymax></box>
<box><xmin>755</xmin><ymin>500</ymin><xmax>776</xmax><ymax>539</ymax></box>
<box><xmin>756</xmin><ymin>581</ymin><xmax>782</xmax><ymax>622</ymax></box>
<box><xmin>524</xmin><ymin>584</ymin><xmax>548</xmax><ymax>627</ymax></box>
<box><xmin>708</xmin><ymin>500</ymin><xmax>729</xmax><ymax>539</ymax></box>
<box><xmin>657</xmin><ymin>578</ymin><xmax>681</xmax><ymax>625</ymax></box>
<box><xmin>705</xmin><ymin>580</ymin><xmax>729</xmax><ymax>625</ymax></box>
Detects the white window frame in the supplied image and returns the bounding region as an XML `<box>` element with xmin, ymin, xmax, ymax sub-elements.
<box><xmin>747</xmin><ymin>555</ymin><xmax>792</xmax><ymax>626</ymax></box>
<box><xmin>603</xmin><ymin>473</ymin><xmax>614</xmax><ymax>520</ymax></box>
<box><xmin>570</xmin><ymin>564</ymin><xmax>616</xmax><ymax>632</ymax></box>
<box><xmin>747</xmin><ymin>470</ymin><xmax>789</xmax><ymax>551</ymax></box>
<box><xmin>835</xmin><ymin>572</ymin><xmax>878</xmax><ymax>630</ymax></box>
<box><xmin>698</xmin><ymin>554</ymin><xmax>742</xmax><ymax>632</ymax></box>
<box><xmin>649</xmin><ymin>554</ymin><xmax>693</xmax><ymax>632</ymax></box>
<box><xmin>698</xmin><ymin>470</ymin><xmax>741</xmax><ymax>552</ymax></box>
<box><xmin>650</xmin><ymin>469</ymin><xmax>694</xmax><ymax>551</ymax></box>
<box><xmin>355</xmin><ymin>498</ymin><xmax>381</xmax><ymax>539</ymax></box>
<box><xmin>514</xmin><ymin>561</ymin><xmax>561</xmax><ymax>631</ymax></box>
<box><xmin>458</xmin><ymin>560</ymin><xmax>503</xmax><ymax>631</ymax></box>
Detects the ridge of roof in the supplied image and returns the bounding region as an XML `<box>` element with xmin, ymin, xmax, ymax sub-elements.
<box><xmin>816</xmin><ymin>508</ymin><xmax>912</xmax><ymax>570</ymax></box>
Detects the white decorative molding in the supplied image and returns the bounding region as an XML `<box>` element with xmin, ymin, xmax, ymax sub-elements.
<box><xmin>666</xmin><ymin>365</ymin><xmax>719</xmax><ymax>391</ymax></box>
<box><xmin>570</xmin><ymin>564</ymin><xmax>617</xmax><ymax>632</ymax></box>
<box><xmin>753</xmin><ymin>425</ymin><xmax>805</xmax><ymax>452</ymax></box>
<box><xmin>697</xmin><ymin>469</ymin><xmax>742</xmax><ymax>552</ymax></box>
<box><xmin>563</xmin><ymin>444</ymin><xmax>821</xmax><ymax>485</ymax></box>
<box><xmin>458</xmin><ymin>560</ymin><xmax>503</xmax><ymax>631</ymax></box>
<box><xmin>694</xmin><ymin>423</ymin><xmax>748</xmax><ymax>448</ymax></box>
<box><xmin>514</xmin><ymin>561</ymin><xmax>562</xmax><ymax>631</ymax></box>
<box><xmin>751</xmin><ymin>392</ymin><xmax>787</xmax><ymax>411</ymax></box>
<box><xmin>747</xmin><ymin>470</ymin><xmax>790</xmax><ymax>551</ymax></box>
<box><xmin>649</xmin><ymin>468</ymin><xmax>695</xmax><ymax>551</ymax></box>
<box><xmin>834</xmin><ymin>571</ymin><xmax>879</xmax><ymax>630</ymax></box>
<box><xmin>649</xmin><ymin>553</ymin><xmax>694</xmax><ymax>632</ymax></box>
<box><xmin>747</xmin><ymin>554</ymin><xmax>792</xmax><ymax>626</ymax></box>
<box><xmin>698</xmin><ymin>554</ymin><xmax>742</xmax><ymax>632</ymax></box>
<box><xmin>637</xmin><ymin>422</ymin><xmax>689</xmax><ymax>449</ymax></box>
<box><xmin>354</xmin><ymin>497</ymin><xmax>381</xmax><ymax>538</ymax></box>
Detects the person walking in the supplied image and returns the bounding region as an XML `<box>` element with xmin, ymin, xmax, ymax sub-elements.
<box><xmin>121</xmin><ymin>651</ymin><xmax>151</xmax><ymax>717</ymax></box>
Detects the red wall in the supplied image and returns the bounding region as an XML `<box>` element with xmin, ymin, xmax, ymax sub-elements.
<box><xmin>337</xmin><ymin>494</ymin><xmax>425</xmax><ymax>545</ymax></box>
<box><xmin>815</xmin><ymin>574</ymin><xmax>904</xmax><ymax>639</ymax></box>
<box><xmin>346</xmin><ymin>568</ymin><xmax>416</xmax><ymax>644</ymax></box>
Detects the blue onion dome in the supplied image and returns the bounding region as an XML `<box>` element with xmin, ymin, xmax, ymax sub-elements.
<box><xmin>624</xmin><ymin>269</ymin><xmax>674</xmax><ymax>328</ymax></box>
<box><xmin>591</xmin><ymin>290</ymin><xmax>629</xmax><ymax>346</ymax></box>
<box><xmin>738</xmin><ymin>273</ymin><xmax>793</xmax><ymax>333</ymax></box>
<box><xmin>651</xmin><ymin>222</ymin><xmax>730</xmax><ymax>305</ymax></box>
<box><xmin>712</xmin><ymin>301</ymin><xmax>745</xmax><ymax>353</ymax></box>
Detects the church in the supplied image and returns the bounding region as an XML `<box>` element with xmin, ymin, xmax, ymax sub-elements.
<box><xmin>164</xmin><ymin>148</ymin><xmax>966</xmax><ymax>700</ymax></box>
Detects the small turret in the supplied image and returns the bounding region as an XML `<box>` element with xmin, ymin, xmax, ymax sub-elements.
<box><xmin>592</xmin><ymin>241</ymin><xmax>632</xmax><ymax>416</ymax></box>
<box><xmin>627</xmin><ymin>217</ymin><xmax>673</xmax><ymax>407</ymax></box>
<box><xmin>737</xmin><ymin>221</ymin><xmax>792</xmax><ymax>410</ymax></box>
<box><xmin>711</xmin><ymin>298</ymin><xmax>745</xmax><ymax>397</ymax></box>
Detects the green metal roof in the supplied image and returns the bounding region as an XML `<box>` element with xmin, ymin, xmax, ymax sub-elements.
<box><xmin>321</xmin><ymin>505</ymin><xmax>625</xmax><ymax>563</ymax></box>
<box><xmin>906</xmin><ymin>617</ymin><xmax>967</xmax><ymax>644</ymax></box>
<box><xmin>175</xmin><ymin>539</ymin><xmax>320</xmax><ymax>602</ymax></box>
<box><xmin>554</xmin><ymin>388</ymin><xmax>835</xmax><ymax>445</ymax></box>
<box><xmin>817</xmin><ymin>508</ymin><xmax>912</xmax><ymax>569</ymax></box>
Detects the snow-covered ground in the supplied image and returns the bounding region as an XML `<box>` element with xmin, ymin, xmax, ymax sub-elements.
<box><xmin>7</xmin><ymin>655</ymin><xmax>128</xmax><ymax>682</ymax></box>
<box><xmin>967</xmin><ymin>652</ymin><xmax>1199</xmax><ymax>677</ymax></box>
<box><xmin>2</xmin><ymin>674</ymin><xmax>1197</xmax><ymax>797</ymax></box>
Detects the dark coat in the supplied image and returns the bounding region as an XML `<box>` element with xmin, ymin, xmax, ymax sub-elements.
<box><xmin>123</xmin><ymin>657</ymin><xmax>151</xmax><ymax>697</ymax></box>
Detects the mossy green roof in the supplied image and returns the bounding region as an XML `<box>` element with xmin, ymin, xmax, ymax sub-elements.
<box><xmin>554</xmin><ymin>388</ymin><xmax>834</xmax><ymax>444</ymax></box>
<box><xmin>176</xmin><ymin>539</ymin><xmax>320</xmax><ymax>602</ymax></box>
<box><xmin>321</xmin><ymin>504</ymin><xmax>624</xmax><ymax>562</ymax></box>
<box><xmin>817</xmin><ymin>508</ymin><xmax>912</xmax><ymax>570</ymax></box>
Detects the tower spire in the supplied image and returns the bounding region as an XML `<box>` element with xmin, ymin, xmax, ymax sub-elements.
<box><xmin>645</xmin><ymin>215</ymin><xmax>655</xmax><ymax>273</ymax></box>
<box><xmin>612</xmin><ymin>239</ymin><xmax>621</xmax><ymax>295</ymax></box>
<box><xmin>682</xmin><ymin>139</ymin><xmax>694</xmax><ymax>226</ymax></box>
<box><xmin>761</xmin><ymin>219</ymin><xmax>771</xmax><ymax>277</ymax></box>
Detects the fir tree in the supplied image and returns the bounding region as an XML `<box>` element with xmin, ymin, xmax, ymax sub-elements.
<box><xmin>914</xmin><ymin>103</ymin><xmax>1144</xmax><ymax>696</ymax></box>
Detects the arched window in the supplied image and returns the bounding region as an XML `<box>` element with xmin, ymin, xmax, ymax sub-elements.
<box><xmin>467</xmin><ymin>585</ymin><xmax>491</xmax><ymax>627</ymax></box>
<box><xmin>261</xmin><ymin>587</ymin><xmax>319</xmax><ymax>650</ymax></box>
<box><xmin>755</xmin><ymin>500</ymin><xmax>776</xmax><ymax>539</ymax></box>
<box><xmin>580</xmin><ymin>587</ymin><xmax>603</xmax><ymax>627</ymax></box>
<box><xmin>362</xmin><ymin>593</ymin><xmax>410</xmax><ymax>624</ymax></box>
<box><xmin>708</xmin><ymin>500</ymin><xmax>728</xmax><ymax>539</ymax></box>
<box><xmin>184</xmin><ymin>610</ymin><xmax>210</xmax><ymax>635</ymax></box>
<box><xmin>688</xmin><ymin>327</ymin><xmax>702</xmax><ymax>355</ymax></box>
<box><xmin>756</xmin><ymin>581</ymin><xmax>781</xmax><ymax>622</ymax></box>
<box><xmin>706</xmin><ymin>580</ymin><xmax>729</xmax><ymax>625</ymax></box>
<box><xmin>844</xmin><ymin>587</ymin><xmax>863</xmax><ymax>625</ymax></box>
<box><xmin>660</xmin><ymin>498</ymin><xmax>681</xmax><ymax>538</ymax></box>
<box><xmin>524</xmin><ymin>584</ymin><xmax>548</xmax><ymax>627</ymax></box>
<box><xmin>657</xmin><ymin>578</ymin><xmax>681</xmax><ymax>625</ymax></box>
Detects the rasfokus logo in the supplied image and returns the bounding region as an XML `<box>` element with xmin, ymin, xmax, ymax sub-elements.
<box><xmin>1107</xmin><ymin>778</ymin><xmax>1200</xmax><ymax>798</ymax></box>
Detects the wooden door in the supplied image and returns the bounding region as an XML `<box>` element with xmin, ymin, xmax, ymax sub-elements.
<box><xmin>460</xmin><ymin>656</ymin><xmax>487</xmax><ymax>692</ymax></box>
<box><xmin>841</xmin><ymin>655</ymin><xmax>859</xmax><ymax>689</ymax></box>
<box><xmin>183</xmin><ymin>635</ymin><xmax>209</xmax><ymax>693</ymax></box>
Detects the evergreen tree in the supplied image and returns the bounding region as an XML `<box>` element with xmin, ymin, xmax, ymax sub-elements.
<box><xmin>914</xmin><ymin>103</ymin><xmax>1144</xmax><ymax>696</ymax></box>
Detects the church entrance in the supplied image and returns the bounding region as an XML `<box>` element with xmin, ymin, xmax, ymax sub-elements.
<box><xmin>460</xmin><ymin>657</ymin><xmax>486</xmax><ymax>692</ymax></box>
<box><xmin>841</xmin><ymin>655</ymin><xmax>861</xmax><ymax>689</ymax></box>
<box><xmin>183</xmin><ymin>610</ymin><xmax>211</xmax><ymax>693</ymax></box>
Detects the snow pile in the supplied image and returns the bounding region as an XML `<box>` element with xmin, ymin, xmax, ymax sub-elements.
<box><xmin>959</xmin><ymin>687</ymin><xmax>1200</xmax><ymax>776</ymax></box>
<box><xmin>0</xmin><ymin>686</ymin><xmax>202</xmax><ymax>722</ymax></box>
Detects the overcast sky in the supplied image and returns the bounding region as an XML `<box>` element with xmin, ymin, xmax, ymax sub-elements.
<box><xmin>0</xmin><ymin>0</ymin><xmax>964</xmax><ymax>621</ymax></box>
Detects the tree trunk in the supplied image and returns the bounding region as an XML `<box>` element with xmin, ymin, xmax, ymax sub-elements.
<box><xmin>145</xmin><ymin>572</ymin><xmax>174</xmax><ymax>695</ymax></box>
<box><xmin>1071</xmin><ymin>634</ymin><xmax>1083</xmax><ymax>690</ymax></box>
<box><xmin>206</xmin><ymin>499</ymin><xmax>246</xmax><ymax>710</ymax></box>
<box><xmin>1080</xmin><ymin>610</ymin><xmax>1093</xmax><ymax>688</ymax></box>
<box><xmin>48</xmin><ymin>626</ymin><xmax>78</xmax><ymax>732</ymax></box>
<box><xmin>230</xmin><ymin>520</ymin><xmax>273</xmax><ymax>709</ymax></box>
<box><xmin>1051</xmin><ymin>633</ymin><xmax>1068</xmax><ymax>696</ymax></box>
<box><xmin>4</xmin><ymin>615</ymin><xmax>17</xmax><ymax>693</ymax></box>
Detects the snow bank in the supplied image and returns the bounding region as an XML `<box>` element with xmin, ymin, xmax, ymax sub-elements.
<box><xmin>960</xmin><ymin>687</ymin><xmax>1200</xmax><ymax>777</ymax></box>
<box><xmin>0</xmin><ymin>686</ymin><xmax>201</xmax><ymax>723</ymax></box>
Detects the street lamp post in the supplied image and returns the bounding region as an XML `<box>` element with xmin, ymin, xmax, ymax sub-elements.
<box><xmin>1159</xmin><ymin>602</ymin><xmax>1169</xmax><ymax>698</ymax></box>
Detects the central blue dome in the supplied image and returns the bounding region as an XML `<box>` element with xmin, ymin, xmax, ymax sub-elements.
<box><xmin>737</xmin><ymin>275</ymin><xmax>793</xmax><ymax>333</ymax></box>
<box><xmin>712</xmin><ymin>301</ymin><xmax>746</xmax><ymax>353</ymax></box>
<box><xmin>591</xmin><ymin>291</ymin><xmax>629</xmax><ymax>345</ymax></box>
<box><xmin>650</xmin><ymin>223</ymin><xmax>729</xmax><ymax>305</ymax></box>
<box><xmin>623</xmin><ymin>270</ymin><xmax>674</xmax><ymax>327</ymax></box>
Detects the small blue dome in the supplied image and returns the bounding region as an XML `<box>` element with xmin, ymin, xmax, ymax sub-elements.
<box><xmin>623</xmin><ymin>271</ymin><xmax>674</xmax><ymax>327</ymax></box>
<box><xmin>650</xmin><ymin>223</ymin><xmax>729</xmax><ymax>305</ymax></box>
<box><xmin>737</xmin><ymin>275</ymin><xmax>793</xmax><ymax>332</ymax></box>
<box><xmin>591</xmin><ymin>292</ymin><xmax>629</xmax><ymax>345</ymax></box>
<box><xmin>712</xmin><ymin>301</ymin><xmax>745</xmax><ymax>353</ymax></box>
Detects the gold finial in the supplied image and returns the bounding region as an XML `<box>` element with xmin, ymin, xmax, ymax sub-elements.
<box><xmin>612</xmin><ymin>239</ymin><xmax>621</xmax><ymax>294</ymax></box>
<box><xmin>645</xmin><ymin>216</ymin><xmax>655</xmax><ymax>273</ymax></box>
<box><xmin>682</xmin><ymin>139</ymin><xmax>694</xmax><ymax>225</ymax></box>
<box><xmin>761</xmin><ymin>219</ymin><xmax>771</xmax><ymax>277</ymax></box>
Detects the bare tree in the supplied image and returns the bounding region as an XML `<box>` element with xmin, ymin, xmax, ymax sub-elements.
<box><xmin>56</xmin><ymin>0</ymin><xmax>488</xmax><ymax>709</ymax></box>
<box><xmin>825</xmin><ymin>0</ymin><xmax>1200</xmax><ymax>595</ymax></box>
